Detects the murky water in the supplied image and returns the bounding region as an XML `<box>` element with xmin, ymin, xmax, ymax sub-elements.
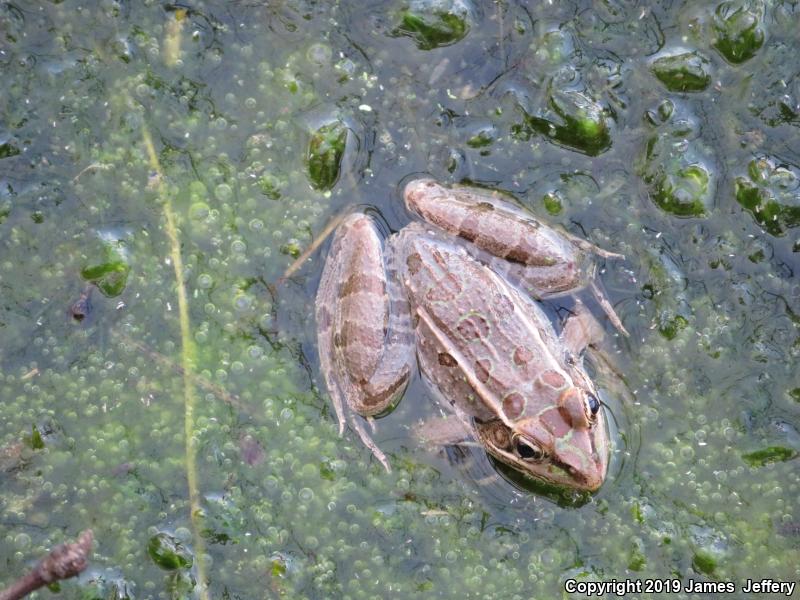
<box><xmin>1</xmin><ymin>1</ymin><xmax>798</xmax><ymax>598</ymax></box>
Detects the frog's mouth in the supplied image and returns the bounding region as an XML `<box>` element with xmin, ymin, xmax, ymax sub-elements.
<box><xmin>474</xmin><ymin>417</ymin><xmax>607</xmax><ymax>492</ymax></box>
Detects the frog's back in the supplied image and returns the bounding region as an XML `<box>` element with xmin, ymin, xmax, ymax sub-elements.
<box><xmin>394</xmin><ymin>225</ymin><xmax>572</xmax><ymax>420</ymax></box>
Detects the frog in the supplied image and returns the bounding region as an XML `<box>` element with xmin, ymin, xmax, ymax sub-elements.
<box><xmin>315</xmin><ymin>179</ymin><xmax>622</xmax><ymax>491</ymax></box>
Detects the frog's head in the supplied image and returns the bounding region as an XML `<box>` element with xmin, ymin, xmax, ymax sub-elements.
<box><xmin>476</xmin><ymin>388</ymin><xmax>609</xmax><ymax>491</ymax></box>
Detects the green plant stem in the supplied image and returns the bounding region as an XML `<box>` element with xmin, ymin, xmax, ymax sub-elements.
<box><xmin>142</xmin><ymin>127</ymin><xmax>209</xmax><ymax>600</ymax></box>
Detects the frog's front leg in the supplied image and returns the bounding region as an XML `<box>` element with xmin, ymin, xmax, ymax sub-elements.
<box><xmin>315</xmin><ymin>213</ymin><xmax>414</xmax><ymax>471</ymax></box>
<box><xmin>560</xmin><ymin>299</ymin><xmax>605</xmax><ymax>356</ymax></box>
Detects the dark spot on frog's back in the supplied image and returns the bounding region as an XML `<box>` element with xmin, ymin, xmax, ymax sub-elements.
<box><xmin>541</xmin><ymin>369</ymin><xmax>567</xmax><ymax>389</ymax></box>
<box><xmin>341</xmin><ymin>272</ymin><xmax>384</xmax><ymax>297</ymax></box>
<box><xmin>406</xmin><ymin>252</ymin><xmax>422</xmax><ymax>275</ymax></box>
<box><xmin>457</xmin><ymin>313</ymin><xmax>490</xmax><ymax>340</ymax></box>
<box><xmin>476</xmin><ymin>201</ymin><xmax>494</xmax><ymax>212</ymax></box>
<box><xmin>474</xmin><ymin>358</ymin><xmax>492</xmax><ymax>383</ymax></box>
<box><xmin>502</xmin><ymin>392</ymin><xmax>525</xmax><ymax>419</ymax></box>
<box><xmin>505</xmin><ymin>246</ymin><xmax>534</xmax><ymax>265</ymax></box>
<box><xmin>425</xmin><ymin>273</ymin><xmax>462</xmax><ymax>302</ymax></box>
<box><xmin>438</xmin><ymin>352</ymin><xmax>458</xmax><ymax>367</ymax></box>
<box><xmin>493</xmin><ymin>293</ymin><xmax>514</xmax><ymax>317</ymax></box>
<box><xmin>513</xmin><ymin>346</ymin><xmax>533</xmax><ymax>366</ymax></box>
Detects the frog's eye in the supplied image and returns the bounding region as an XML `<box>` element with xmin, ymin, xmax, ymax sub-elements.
<box><xmin>512</xmin><ymin>435</ymin><xmax>546</xmax><ymax>462</ymax></box>
<box><xmin>582</xmin><ymin>393</ymin><xmax>601</xmax><ymax>425</ymax></box>
<box><xmin>587</xmin><ymin>394</ymin><xmax>601</xmax><ymax>418</ymax></box>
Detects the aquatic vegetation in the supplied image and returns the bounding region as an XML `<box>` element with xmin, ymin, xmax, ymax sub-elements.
<box><xmin>640</xmin><ymin>101</ymin><xmax>715</xmax><ymax>217</ymax></box>
<box><xmin>147</xmin><ymin>532</ymin><xmax>193</xmax><ymax>571</ymax></box>
<box><xmin>711</xmin><ymin>0</ymin><xmax>765</xmax><ymax>64</ymax></box>
<box><xmin>80</xmin><ymin>233</ymin><xmax>131</xmax><ymax>297</ymax></box>
<box><xmin>517</xmin><ymin>78</ymin><xmax>613</xmax><ymax>156</ymax></box>
<box><xmin>651</xmin><ymin>52</ymin><xmax>712</xmax><ymax>93</ymax></box>
<box><xmin>391</xmin><ymin>0</ymin><xmax>472</xmax><ymax>50</ymax></box>
<box><xmin>735</xmin><ymin>156</ymin><xmax>800</xmax><ymax>236</ymax></box>
<box><xmin>307</xmin><ymin>120</ymin><xmax>347</xmax><ymax>191</ymax></box>
<box><xmin>741</xmin><ymin>446</ymin><xmax>798</xmax><ymax>467</ymax></box>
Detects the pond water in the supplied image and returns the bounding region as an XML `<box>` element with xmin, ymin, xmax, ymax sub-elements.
<box><xmin>1</xmin><ymin>1</ymin><xmax>799</xmax><ymax>598</ymax></box>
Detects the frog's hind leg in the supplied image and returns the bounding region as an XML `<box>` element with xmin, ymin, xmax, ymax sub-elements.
<box><xmin>315</xmin><ymin>220</ymin><xmax>351</xmax><ymax>435</ymax></box>
<box><xmin>359</xmin><ymin>244</ymin><xmax>416</xmax><ymax>415</ymax></box>
<box><xmin>319</xmin><ymin>223</ymin><xmax>416</xmax><ymax>472</ymax></box>
<box><xmin>350</xmin><ymin>416</ymin><xmax>392</xmax><ymax>472</ymax></box>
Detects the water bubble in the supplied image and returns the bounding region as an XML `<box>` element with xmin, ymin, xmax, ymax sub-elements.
<box><xmin>230</xmin><ymin>361</ymin><xmax>244</xmax><ymax>374</ymax></box>
<box><xmin>299</xmin><ymin>488</ymin><xmax>314</xmax><ymax>502</ymax></box>
<box><xmin>234</xmin><ymin>294</ymin><xmax>252</xmax><ymax>312</ymax></box>
<box><xmin>215</xmin><ymin>183</ymin><xmax>233</xmax><ymax>201</ymax></box>
<box><xmin>307</xmin><ymin>43</ymin><xmax>332</xmax><ymax>65</ymax></box>
<box><xmin>14</xmin><ymin>533</ymin><xmax>31</xmax><ymax>550</ymax></box>
<box><xmin>189</xmin><ymin>202</ymin><xmax>210</xmax><ymax>220</ymax></box>
<box><xmin>248</xmin><ymin>345</ymin><xmax>264</xmax><ymax>359</ymax></box>
<box><xmin>197</xmin><ymin>274</ymin><xmax>213</xmax><ymax>289</ymax></box>
<box><xmin>249</xmin><ymin>218</ymin><xmax>264</xmax><ymax>231</ymax></box>
<box><xmin>231</xmin><ymin>240</ymin><xmax>247</xmax><ymax>254</ymax></box>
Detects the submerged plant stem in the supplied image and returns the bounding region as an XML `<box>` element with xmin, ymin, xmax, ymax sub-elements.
<box><xmin>142</xmin><ymin>127</ymin><xmax>209</xmax><ymax>600</ymax></box>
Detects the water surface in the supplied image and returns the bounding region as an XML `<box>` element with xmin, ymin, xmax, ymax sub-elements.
<box><xmin>1</xmin><ymin>1</ymin><xmax>799</xmax><ymax>598</ymax></box>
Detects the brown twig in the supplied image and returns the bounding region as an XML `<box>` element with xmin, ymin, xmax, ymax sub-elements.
<box><xmin>280</xmin><ymin>209</ymin><xmax>351</xmax><ymax>281</ymax></box>
<box><xmin>0</xmin><ymin>530</ymin><xmax>93</xmax><ymax>600</ymax></box>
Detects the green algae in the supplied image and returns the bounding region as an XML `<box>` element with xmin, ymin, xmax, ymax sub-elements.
<box><xmin>148</xmin><ymin>532</ymin><xmax>194</xmax><ymax>571</ymax></box>
<box><xmin>392</xmin><ymin>9</ymin><xmax>469</xmax><ymax>50</ymax></box>
<box><xmin>651</xmin><ymin>52</ymin><xmax>712</xmax><ymax>93</ymax></box>
<box><xmin>307</xmin><ymin>120</ymin><xmax>347</xmax><ymax>191</ymax></box>
<box><xmin>735</xmin><ymin>156</ymin><xmax>800</xmax><ymax>236</ymax></box>
<box><xmin>542</xmin><ymin>191</ymin><xmax>563</xmax><ymax>216</ymax></box>
<box><xmin>712</xmin><ymin>0</ymin><xmax>765</xmax><ymax>64</ymax></box>
<box><xmin>521</xmin><ymin>88</ymin><xmax>612</xmax><ymax>157</ymax></box>
<box><xmin>80</xmin><ymin>237</ymin><xmax>131</xmax><ymax>297</ymax></box>
<box><xmin>741</xmin><ymin>446</ymin><xmax>798</xmax><ymax>467</ymax></box>
<box><xmin>640</xmin><ymin>103</ymin><xmax>715</xmax><ymax>218</ymax></box>
<box><xmin>652</xmin><ymin>164</ymin><xmax>711</xmax><ymax>217</ymax></box>
<box><xmin>692</xmin><ymin>550</ymin><xmax>717</xmax><ymax>575</ymax></box>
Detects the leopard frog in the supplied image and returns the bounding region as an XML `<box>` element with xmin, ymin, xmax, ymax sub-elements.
<box><xmin>315</xmin><ymin>179</ymin><xmax>620</xmax><ymax>491</ymax></box>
